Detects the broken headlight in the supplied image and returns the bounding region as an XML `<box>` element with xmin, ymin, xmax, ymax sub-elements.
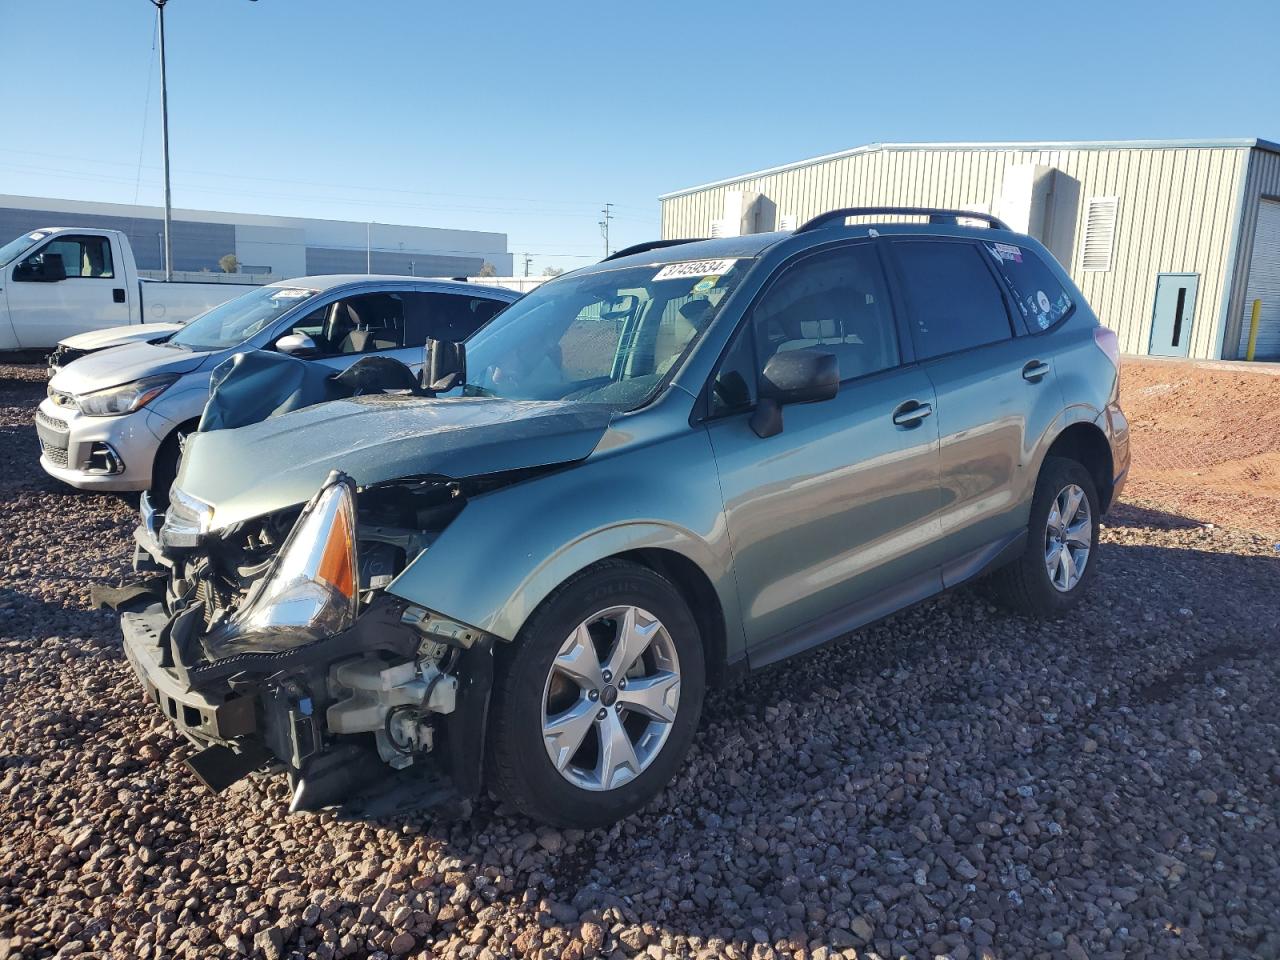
<box><xmin>207</xmin><ymin>474</ymin><xmax>358</xmax><ymax>657</ymax></box>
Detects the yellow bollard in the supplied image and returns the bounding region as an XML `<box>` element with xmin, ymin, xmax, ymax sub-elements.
<box><xmin>1246</xmin><ymin>299</ymin><xmax>1262</xmax><ymax>361</ymax></box>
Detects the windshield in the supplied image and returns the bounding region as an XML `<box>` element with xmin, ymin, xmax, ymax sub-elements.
<box><xmin>458</xmin><ymin>257</ymin><xmax>752</xmax><ymax>408</ymax></box>
<box><xmin>0</xmin><ymin>231</ymin><xmax>47</xmax><ymax>267</ymax></box>
<box><xmin>169</xmin><ymin>286</ymin><xmax>320</xmax><ymax>351</ymax></box>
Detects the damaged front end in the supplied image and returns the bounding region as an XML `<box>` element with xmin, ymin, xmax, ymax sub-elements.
<box><xmin>119</xmin><ymin>469</ymin><xmax>498</xmax><ymax>814</ymax></box>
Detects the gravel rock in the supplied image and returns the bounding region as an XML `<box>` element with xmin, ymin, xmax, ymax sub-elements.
<box><xmin>1</xmin><ymin>361</ymin><xmax>1279</xmax><ymax>960</ymax></box>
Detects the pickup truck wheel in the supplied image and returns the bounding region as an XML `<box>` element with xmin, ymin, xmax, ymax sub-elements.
<box><xmin>488</xmin><ymin>560</ymin><xmax>704</xmax><ymax>828</ymax></box>
<box><xmin>988</xmin><ymin>456</ymin><xmax>1101</xmax><ymax>616</ymax></box>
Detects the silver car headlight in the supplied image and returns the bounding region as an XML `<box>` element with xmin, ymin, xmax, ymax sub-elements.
<box><xmin>206</xmin><ymin>475</ymin><xmax>359</xmax><ymax>657</ymax></box>
<box><xmin>77</xmin><ymin>374</ymin><xmax>178</xmax><ymax>417</ymax></box>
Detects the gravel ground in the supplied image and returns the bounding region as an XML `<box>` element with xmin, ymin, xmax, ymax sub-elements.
<box><xmin>1</xmin><ymin>361</ymin><xmax>1278</xmax><ymax>960</ymax></box>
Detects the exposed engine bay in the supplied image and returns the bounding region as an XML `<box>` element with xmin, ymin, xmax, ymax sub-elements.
<box><xmin>116</xmin><ymin>468</ymin><xmax>524</xmax><ymax>814</ymax></box>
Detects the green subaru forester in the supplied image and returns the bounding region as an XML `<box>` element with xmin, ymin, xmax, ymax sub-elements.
<box><xmin>120</xmin><ymin>207</ymin><xmax>1129</xmax><ymax>827</ymax></box>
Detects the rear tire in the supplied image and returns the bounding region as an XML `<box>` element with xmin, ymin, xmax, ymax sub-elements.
<box><xmin>488</xmin><ymin>560</ymin><xmax>705</xmax><ymax>828</ymax></box>
<box><xmin>988</xmin><ymin>456</ymin><xmax>1101</xmax><ymax>617</ymax></box>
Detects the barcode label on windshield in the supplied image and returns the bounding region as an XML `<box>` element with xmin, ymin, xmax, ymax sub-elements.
<box><xmin>653</xmin><ymin>258</ymin><xmax>737</xmax><ymax>281</ymax></box>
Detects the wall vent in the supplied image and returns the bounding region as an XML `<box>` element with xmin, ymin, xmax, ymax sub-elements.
<box><xmin>709</xmin><ymin>219</ymin><xmax>726</xmax><ymax>238</ymax></box>
<box><xmin>778</xmin><ymin>214</ymin><xmax>797</xmax><ymax>232</ymax></box>
<box><xmin>1082</xmin><ymin>196</ymin><xmax>1119</xmax><ymax>272</ymax></box>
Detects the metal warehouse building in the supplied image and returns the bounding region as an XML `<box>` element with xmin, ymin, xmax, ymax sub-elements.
<box><xmin>660</xmin><ymin>139</ymin><xmax>1280</xmax><ymax>361</ymax></box>
<box><xmin>0</xmin><ymin>194</ymin><xmax>513</xmax><ymax>282</ymax></box>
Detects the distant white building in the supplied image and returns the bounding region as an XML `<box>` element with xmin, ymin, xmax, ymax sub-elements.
<box><xmin>0</xmin><ymin>193</ymin><xmax>513</xmax><ymax>281</ymax></box>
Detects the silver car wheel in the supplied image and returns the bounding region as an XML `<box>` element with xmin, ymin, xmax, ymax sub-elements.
<box><xmin>1044</xmin><ymin>483</ymin><xmax>1092</xmax><ymax>592</ymax></box>
<box><xmin>541</xmin><ymin>604</ymin><xmax>681</xmax><ymax>792</ymax></box>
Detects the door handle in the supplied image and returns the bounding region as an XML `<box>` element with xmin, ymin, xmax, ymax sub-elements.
<box><xmin>113</xmin><ymin>288</ymin><xmax>126</xmax><ymax>303</ymax></box>
<box><xmin>1022</xmin><ymin>360</ymin><xmax>1050</xmax><ymax>382</ymax></box>
<box><xmin>892</xmin><ymin>400</ymin><xmax>933</xmax><ymax>427</ymax></box>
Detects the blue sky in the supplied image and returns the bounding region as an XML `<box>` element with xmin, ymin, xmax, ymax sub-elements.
<box><xmin>2</xmin><ymin>0</ymin><xmax>1278</xmax><ymax>274</ymax></box>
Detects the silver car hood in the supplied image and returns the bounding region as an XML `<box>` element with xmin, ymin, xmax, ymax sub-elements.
<box><xmin>58</xmin><ymin>322</ymin><xmax>185</xmax><ymax>353</ymax></box>
<box><xmin>176</xmin><ymin>395</ymin><xmax>615</xmax><ymax>529</ymax></box>
<box><xmin>50</xmin><ymin>340</ymin><xmax>211</xmax><ymax>394</ymax></box>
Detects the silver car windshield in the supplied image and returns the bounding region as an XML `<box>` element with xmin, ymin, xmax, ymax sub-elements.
<box><xmin>0</xmin><ymin>231</ymin><xmax>47</xmax><ymax>267</ymax></box>
<box><xmin>458</xmin><ymin>258</ymin><xmax>752</xmax><ymax>409</ymax></box>
<box><xmin>168</xmin><ymin>286</ymin><xmax>320</xmax><ymax>351</ymax></box>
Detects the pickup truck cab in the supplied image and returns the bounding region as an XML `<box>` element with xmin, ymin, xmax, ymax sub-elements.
<box><xmin>38</xmin><ymin>275</ymin><xmax>519</xmax><ymax>498</ymax></box>
<box><xmin>0</xmin><ymin>227</ymin><xmax>258</xmax><ymax>352</ymax></box>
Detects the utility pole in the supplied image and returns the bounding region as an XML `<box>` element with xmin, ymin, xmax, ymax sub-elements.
<box><xmin>151</xmin><ymin>0</ymin><xmax>174</xmax><ymax>280</ymax></box>
<box><xmin>522</xmin><ymin>253</ymin><xmax>532</xmax><ymax>277</ymax></box>
<box><xmin>598</xmin><ymin>202</ymin><xmax>613</xmax><ymax>258</ymax></box>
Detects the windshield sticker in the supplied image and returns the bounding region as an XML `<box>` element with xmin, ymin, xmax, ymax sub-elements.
<box><xmin>28</xmin><ymin>231</ymin><xmax>45</xmax><ymax>242</ymax></box>
<box><xmin>271</xmin><ymin>288</ymin><xmax>316</xmax><ymax>300</ymax></box>
<box><xmin>692</xmin><ymin>275</ymin><xmax>720</xmax><ymax>293</ymax></box>
<box><xmin>987</xmin><ymin>242</ymin><xmax>1023</xmax><ymax>263</ymax></box>
<box><xmin>653</xmin><ymin>258</ymin><xmax>737</xmax><ymax>281</ymax></box>
<box><xmin>1036</xmin><ymin>290</ymin><xmax>1052</xmax><ymax>314</ymax></box>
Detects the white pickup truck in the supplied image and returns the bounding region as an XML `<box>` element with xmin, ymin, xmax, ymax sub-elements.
<box><xmin>0</xmin><ymin>227</ymin><xmax>259</xmax><ymax>355</ymax></box>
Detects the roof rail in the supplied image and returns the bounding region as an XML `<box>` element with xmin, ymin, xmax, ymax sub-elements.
<box><xmin>796</xmin><ymin>206</ymin><xmax>1010</xmax><ymax>233</ymax></box>
<box><xmin>602</xmin><ymin>238</ymin><xmax>710</xmax><ymax>262</ymax></box>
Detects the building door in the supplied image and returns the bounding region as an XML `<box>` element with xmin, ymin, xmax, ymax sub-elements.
<box><xmin>1149</xmin><ymin>273</ymin><xmax>1199</xmax><ymax>357</ymax></box>
<box><xmin>1237</xmin><ymin>198</ymin><xmax>1280</xmax><ymax>360</ymax></box>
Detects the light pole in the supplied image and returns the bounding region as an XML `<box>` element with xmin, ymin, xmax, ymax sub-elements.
<box><xmin>150</xmin><ymin>0</ymin><xmax>174</xmax><ymax>280</ymax></box>
<box><xmin>147</xmin><ymin>0</ymin><xmax>256</xmax><ymax>280</ymax></box>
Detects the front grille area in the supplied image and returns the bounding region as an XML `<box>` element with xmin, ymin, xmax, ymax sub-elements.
<box><xmin>34</xmin><ymin>408</ymin><xmax>69</xmax><ymax>433</ymax></box>
<box><xmin>35</xmin><ymin>409</ymin><xmax>71</xmax><ymax>467</ymax></box>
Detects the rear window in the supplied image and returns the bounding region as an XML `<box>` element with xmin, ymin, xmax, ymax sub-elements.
<box><xmin>982</xmin><ymin>242</ymin><xmax>1074</xmax><ymax>331</ymax></box>
<box><xmin>893</xmin><ymin>240</ymin><xmax>1012</xmax><ymax>359</ymax></box>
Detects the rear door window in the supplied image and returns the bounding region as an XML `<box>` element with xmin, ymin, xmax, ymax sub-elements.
<box><xmin>404</xmin><ymin>293</ymin><xmax>508</xmax><ymax>345</ymax></box>
<box><xmin>891</xmin><ymin>240</ymin><xmax>1013</xmax><ymax>359</ymax></box>
<box><xmin>981</xmin><ymin>242</ymin><xmax>1074</xmax><ymax>331</ymax></box>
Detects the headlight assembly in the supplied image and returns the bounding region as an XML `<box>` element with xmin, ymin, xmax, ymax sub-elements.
<box><xmin>205</xmin><ymin>473</ymin><xmax>359</xmax><ymax>657</ymax></box>
<box><xmin>77</xmin><ymin>374</ymin><xmax>178</xmax><ymax>417</ymax></box>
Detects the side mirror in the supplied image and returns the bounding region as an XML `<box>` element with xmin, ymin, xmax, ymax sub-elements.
<box><xmin>425</xmin><ymin>338</ymin><xmax>466</xmax><ymax>392</ymax></box>
<box><xmin>750</xmin><ymin>348</ymin><xmax>839</xmax><ymax>439</ymax></box>
<box><xmin>14</xmin><ymin>252</ymin><xmax>67</xmax><ymax>282</ymax></box>
<box><xmin>276</xmin><ymin>332</ymin><xmax>319</xmax><ymax>358</ymax></box>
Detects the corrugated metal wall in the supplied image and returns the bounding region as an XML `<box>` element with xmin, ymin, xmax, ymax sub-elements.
<box><xmin>660</xmin><ymin>145</ymin><xmax>1250</xmax><ymax>359</ymax></box>
<box><xmin>1224</xmin><ymin>148</ymin><xmax>1280</xmax><ymax>358</ymax></box>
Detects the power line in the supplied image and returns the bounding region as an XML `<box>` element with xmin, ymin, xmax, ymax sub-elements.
<box><xmin>0</xmin><ymin>161</ymin><xmax>660</xmax><ymax>226</ymax></box>
<box><xmin>0</xmin><ymin>146</ymin><xmax>656</xmax><ymax>213</ymax></box>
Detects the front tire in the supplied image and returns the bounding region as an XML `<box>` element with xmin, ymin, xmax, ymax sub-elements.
<box><xmin>488</xmin><ymin>560</ymin><xmax>705</xmax><ymax>828</ymax></box>
<box><xmin>988</xmin><ymin>456</ymin><xmax>1101</xmax><ymax>616</ymax></box>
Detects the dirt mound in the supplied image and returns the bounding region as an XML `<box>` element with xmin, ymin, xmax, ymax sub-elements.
<box><xmin>1121</xmin><ymin>360</ymin><xmax>1280</xmax><ymax>538</ymax></box>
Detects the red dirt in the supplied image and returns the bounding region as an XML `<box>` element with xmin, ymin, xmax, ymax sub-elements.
<box><xmin>1120</xmin><ymin>359</ymin><xmax>1280</xmax><ymax>538</ymax></box>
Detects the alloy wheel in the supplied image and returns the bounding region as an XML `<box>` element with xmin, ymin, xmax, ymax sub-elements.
<box><xmin>1044</xmin><ymin>483</ymin><xmax>1092</xmax><ymax>592</ymax></box>
<box><xmin>540</xmin><ymin>605</ymin><xmax>681</xmax><ymax>792</ymax></box>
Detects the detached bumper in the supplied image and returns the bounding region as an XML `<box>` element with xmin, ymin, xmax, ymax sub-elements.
<box><xmin>121</xmin><ymin>601</ymin><xmax>256</xmax><ymax>745</ymax></box>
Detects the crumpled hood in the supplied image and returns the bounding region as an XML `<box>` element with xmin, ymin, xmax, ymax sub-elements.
<box><xmin>58</xmin><ymin>322</ymin><xmax>185</xmax><ymax>353</ymax></box>
<box><xmin>49</xmin><ymin>340</ymin><xmax>211</xmax><ymax>394</ymax></box>
<box><xmin>176</xmin><ymin>395</ymin><xmax>615</xmax><ymax>529</ymax></box>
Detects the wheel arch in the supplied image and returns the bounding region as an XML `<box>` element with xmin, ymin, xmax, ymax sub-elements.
<box><xmin>612</xmin><ymin>547</ymin><xmax>734</xmax><ymax>687</ymax></box>
<box><xmin>1043</xmin><ymin>421</ymin><xmax>1115</xmax><ymax>511</ymax></box>
<box><xmin>389</xmin><ymin>518</ymin><xmax>743</xmax><ymax>661</ymax></box>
